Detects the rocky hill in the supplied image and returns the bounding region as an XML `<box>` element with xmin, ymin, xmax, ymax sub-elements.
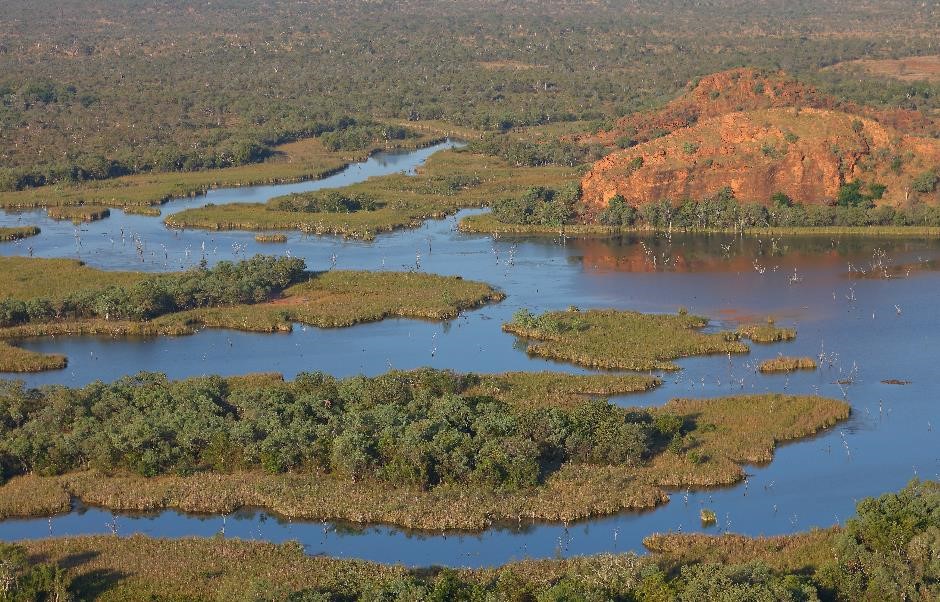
<box><xmin>580</xmin><ymin>70</ymin><xmax>940</xmax><ymax>210</ymax></box>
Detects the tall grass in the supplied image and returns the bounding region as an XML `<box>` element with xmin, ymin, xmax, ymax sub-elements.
<box><xmin>758</xmin><ymin>356</ymin><xmax>817</xmax><ymax>373</ymax></box>
<box><xmin>0</xmin><ymin>226</ymin><xmax>40</xmax><ymax>242</ymax></box>
<box><xmin>46</xmin><ymin>205</ymin><xmax>110</xmax><ymax>222</ymax></box>
<box><xmin>0</xmin><ymin>341</ymin><xmax>66</xmax><ymax>372</ymax></box>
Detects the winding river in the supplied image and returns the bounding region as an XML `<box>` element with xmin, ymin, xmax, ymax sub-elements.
<box><xmin>0</xmin><ymin>142</ymin><xmax>938</xmax><ymax>567</ymax></box>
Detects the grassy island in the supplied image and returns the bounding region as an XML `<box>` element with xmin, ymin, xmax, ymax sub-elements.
<box><xmin>0</xmin><ymin>257</ymin><xmax>503</xmax><ymax>372</ymax></box>
<box><xmin>4</xmin><ymin>480</ymin><xmax>934</xmax><ymax>601</ymax></box>
<box><xmin>0</xmin><ymin>369</ymin><xmax>848</xmax><ymax>530</ymax></box>
<box><xmin>759</xmin><ymin>356</ymin><xmax>818</xmax><ymax>373</ymax></box>
<box><xmin>46</xmin><ymin>205</ymin><xmax>111</xmax><ymax>222</ymax></box>
<box><xmin>503</xmin><ymin>308</ymin><xmax>752</xmax><ymax>371</ymax></box>
<box><xmin>0</xmin><ymin>226</ymin><xmax>40</xmax><ymax>242</ymax></box>
<box><xmin>165</xmin><ymin>150</ymin><xmax>579</xmax><ymax>240</ymax></box>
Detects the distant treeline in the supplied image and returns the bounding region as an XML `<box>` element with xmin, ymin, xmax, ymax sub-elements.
<box><xmin>0</xmin><ymin>117</ymin><xmax>415</xmax><ymax>192</ymax></box>
<box><xmin>3</xmin><ymin>1</ymin><xmax>938</xmax><ymax>190</ymax></box>
<box><xmin>0</xmin><ymin>369</ymin><xmax>684</xmax><ymax>490</ymax></box>
<box><xmin>0</xmin><ymin>255</ymin><xmax>305</xmax><ymax>326</ymax></box>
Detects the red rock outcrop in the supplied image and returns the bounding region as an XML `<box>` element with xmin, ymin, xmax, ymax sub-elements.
<box><xmin>581</xmin><ymin>107</ymin><xmax>940</xmax><ymax>210</ymax></box>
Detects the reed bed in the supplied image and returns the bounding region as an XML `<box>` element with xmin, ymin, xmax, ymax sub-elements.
<box><xmin>166</xmin><ymin>150</ymin><xmax>579</xmax><ymax>239</ymax></box>
<box><xmin>121</xmin><ymin>205</ymin><xmax>162</xmax><ymax>216</ymax></box>
<box><xmin>758</xmin><ymin>356</ymin><xmax>817</xmax><ymax>373</ymax></box>
<box><xmin>503</xmin><ymin>308</ymin><xmax>750</xmax><ymax>371</ymax></box>
<box><xmin>0</xmin><ymin>225</ymin><xmax>40</xmax><ymax>242</ymax></box>
<box><xmin>0</xmin><ymin>340</ymin><xmax>67</xmax><ymax>372</ymax></box>
<box><xmin>643</xmin><ymin>529</ymin><xmax>839</xmax><ymax>572</ymax></box>
<box><xmin>254</xmin><ymin>233</ymin><xmax>288</xmax><ymax>243</ymax></box>
<box><xmin>736</xmin><ymin>321</ymin><xmax>797</xmax><ymax>343</ymax></box>
<box><xmin>46</xmin><ymin>205</ymin><xmax>110</xmax><ymax>222</ymax></box>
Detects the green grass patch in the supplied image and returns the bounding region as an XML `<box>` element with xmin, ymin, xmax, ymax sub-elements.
<box><xmin>0</xmin><ymin>257</ymin><xmax>146</xmax><ymax>300</ymax></box>
<box><xmin>504</xmin><ymin>308</ymin><xmax>750</xmax><ymax>371</ymax></box>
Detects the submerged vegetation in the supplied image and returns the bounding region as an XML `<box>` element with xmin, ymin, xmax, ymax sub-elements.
<box><xmin>5</xmin><ymin>479</ymin><xmax>931</xmax><ymax>601</ymax></box>
<box><xmin>0</xmin><ymin>226</ymin><xmax>39</xmax><ymax>242</ymax></box>
<box><xmin>504</xmin><ymin>308</ymin><xmax>750</xmax><ymax>371</ymax></box>
<box><xmin>0</xmin><ymin>370</ymin><xmax>847</xmax><ymax>528</ymax></box>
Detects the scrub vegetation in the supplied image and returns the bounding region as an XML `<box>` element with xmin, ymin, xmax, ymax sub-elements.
<box><xmin>504</xmin><ymin>308</ymin><xmax>750</xmax><ymax>371</ymax></box>
<box><xmin>4</xmin><ymin>480</ymin><xmax>934</xmax><ymax>601</ymax></box>
<box><xmin>0</xmin><ymin>370</ymin><xmax>848</xmax><ymax>529</ymax></box>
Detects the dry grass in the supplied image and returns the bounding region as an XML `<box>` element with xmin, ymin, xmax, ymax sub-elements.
<box><xmin>658</xmin><ymin>394</ymin><xmax>849</xmax><ymax>464</ymax></box>
<box><xmin>0</xmin><ymin>340</ymin><xmax>67</xmax><ymax>372</ymax></box>
<box><xmin>166</xmin><ymin>150</ymin><xmax>579</xmax><ymax>239</ymax></box>
<box><xmin>0</xmin><ymin>226</ymin><xmax>40</xmax><ymax>242</ymax></box>
<box><xmin>644</xmin><ymin>529</ymin><xmax>839</xmax><ymax>573</ymax></box>
<box><xmin>503</xmin><ymin>308</ymin><xmax>750</xmax><ymax>371</ymax></box>
<box><xmin>758</xmin><ymin>356</ymin><xmax>817</xmax><ymax>373</ymax></box>
<box><xmin>829</xmin><ymin>55</ymin><xmax>940</xmax><ymax>82</ymax></box>
<box><xmin>0</xmin><ymin>393</ymin><xmax>848</xmax><ymax>530</ymax></box>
